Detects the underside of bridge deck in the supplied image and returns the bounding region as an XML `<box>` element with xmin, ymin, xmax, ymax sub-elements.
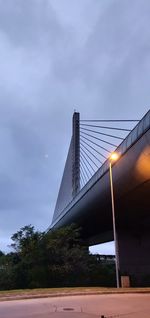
<box><xmin>51</xmin><ymin>112</ymin><xmax>150</xmax><ymax>286</ymax></box>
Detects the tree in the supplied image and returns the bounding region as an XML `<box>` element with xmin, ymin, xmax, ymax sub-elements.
<box><xmin>10</xmin><ymin>225</ymin><xmax>44</xmax><ymax>288</ymax></box>
<box><xmin>43</xmin><ymin>224</ymin><xmax>90</xmax><ymax>287</ymax></box>
<box><xmin>0</xmin><ymin>224</ymin><xmax>115</xmax><ymax>290</ymax></box>
<box><xmin>0</xmin><ymin>250</ymin><xmax>4</xmax><ymax>257</ymax></box>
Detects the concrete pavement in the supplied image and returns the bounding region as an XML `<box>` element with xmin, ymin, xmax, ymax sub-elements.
<box><xmin>0</xmin><ymin>294</ymin><xmax>150</xmax><ymax>317</ymax></box>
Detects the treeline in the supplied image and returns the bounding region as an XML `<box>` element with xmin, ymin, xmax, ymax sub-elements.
<box><xmin>0</xmin><ymin>224</ymin><xmax>115</xmax><ymax>290</ymax></box>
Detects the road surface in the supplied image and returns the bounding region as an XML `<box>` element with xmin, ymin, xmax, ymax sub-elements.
<box><xmin>0</xmin><ymin>294</ymin><xmax>150</xmax><ymax>317</ymax></box>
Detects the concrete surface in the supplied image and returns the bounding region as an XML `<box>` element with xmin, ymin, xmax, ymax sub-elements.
<box><xmin>0</xmin><ymin>293</ymin><xmax>150</xmax><ymax>317</ymax></box>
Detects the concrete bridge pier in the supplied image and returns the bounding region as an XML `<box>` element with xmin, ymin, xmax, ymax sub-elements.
<box><xmin>117</xmin><ymin>228</ymin><xmax>150</xmax><ymax>287</ymax></box>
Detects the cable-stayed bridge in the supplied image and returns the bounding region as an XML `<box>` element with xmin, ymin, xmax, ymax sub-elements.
<box><xmin>50</xmin><ymin>110</ymin><xmax>150</xmax><ymax>286</ymax></box>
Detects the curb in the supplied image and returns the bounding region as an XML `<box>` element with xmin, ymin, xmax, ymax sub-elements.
<box><xmin>1</xmin><ymin>290</ymin><xmax>150</xmax><ymax>302</ymax></box>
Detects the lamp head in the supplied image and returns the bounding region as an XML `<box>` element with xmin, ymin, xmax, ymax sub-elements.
<box><xmin>110</xmin><ymin>152</ymin><xmax>119</xmax><ymax>161</ymax></box>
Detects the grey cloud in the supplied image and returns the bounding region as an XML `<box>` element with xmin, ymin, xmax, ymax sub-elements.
<box><xmin>52</xmin><ymin>0</ymin><xmax>150</xmax><ymax>117</ymax></box>
<box><xmin>0</xmin><ymin>0</ymin><xmax>150</xmax><ymax>252</ymax></box>
<box><xmin>0</xmin><ymin>0</ymin><xmax>62</xmax><ymax>47</ymax></box>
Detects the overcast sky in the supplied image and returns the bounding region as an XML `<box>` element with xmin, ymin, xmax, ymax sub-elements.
<box><xmin>0</xmin><ymin>0</ymin><xmax>150</xmax><ymax>253</ymax></box>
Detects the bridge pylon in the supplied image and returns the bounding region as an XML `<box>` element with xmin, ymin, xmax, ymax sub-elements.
<box><xmin>72</xmin><ymin>112</ymin><xmax>80</xmax><ymax>197</ymax></box>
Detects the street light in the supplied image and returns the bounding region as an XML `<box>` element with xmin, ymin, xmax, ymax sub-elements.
<box><xmin>109</xmin><ymin>152</ymin><xmax>120</xmax><ymax>288</ymax></box>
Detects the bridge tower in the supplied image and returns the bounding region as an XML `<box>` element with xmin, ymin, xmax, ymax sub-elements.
<box><xmin>72</xmin><ymin>112</ymin><xmax>80</xmax><ymax>197</ymax></box>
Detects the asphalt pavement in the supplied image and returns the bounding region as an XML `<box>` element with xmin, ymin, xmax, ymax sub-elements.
<box><xmin>0</xmin><ymin>294</ymin><xmax>150</xmax><ymax>317</ymax></box>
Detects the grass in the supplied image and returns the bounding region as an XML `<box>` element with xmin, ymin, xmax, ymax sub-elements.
<box><xmin>0</xmin><ymin>286</ymin><xmax>150</xmax><ymax>301</ymax></box>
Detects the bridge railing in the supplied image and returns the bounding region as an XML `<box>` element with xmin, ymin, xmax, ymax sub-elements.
<box><xmin>117</xmin><ymin>109</ymin><xmax>150</xmax><ymax>154</ymax></box>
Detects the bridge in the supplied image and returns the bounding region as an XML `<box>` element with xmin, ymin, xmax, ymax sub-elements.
<box><xmin>50</xmin><ymin>110</ymin><xmax>150</xmax><ymax>286</ymax></box>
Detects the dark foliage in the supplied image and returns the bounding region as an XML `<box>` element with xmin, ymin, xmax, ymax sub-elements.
<box><xmin>0</xmin><ymin>225</ymin><xmax>115</xmax><ymax>290</ymax></box>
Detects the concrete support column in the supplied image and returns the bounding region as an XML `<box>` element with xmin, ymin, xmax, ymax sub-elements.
<box><xmin>117</xmin><ymin>228</ymin><xmax>150</xmax><ymax>286</ymax></box>
<box><xmin>72</xmin><ymin>112</ymin><xmax>80</xmax><ymax>197</ymax></box>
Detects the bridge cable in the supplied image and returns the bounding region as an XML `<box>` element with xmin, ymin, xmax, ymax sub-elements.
<box><xmin>80</xmin><ymin>127</ymin><xmax>124</xmax><ymax>140</ymax></box>
<box><xmin>80</xmin><ymin>167</ymin><xmax>87</xmax><ymax>187</ymax></box>
<box><xmin>80</xmin><ymin>146</ymin><xmax>99</xmax><ymax>169</ymax></box>
<box><xmin>80</xmin><ymin>171</ymin><xmax>85</xmax><ymax>187</ymax></box>
<box><xmin>80</xmin><ymin>159</ymin><xmax>91</xmax><ymax>181</ymax></box>
<box><xmin>80</xmin><ymin>123</ymin><xmax>131</xmax><ymax>132</ymax></box>
<box><xmin>80</xmin><ymin>152</ymin><xmax>95</xmax><ymax>177</ymax></box>
<box><xmin>80</xmin><ymin>119</ymin><xmax>139</xmax><ymax>122</ymax></box>
<box><xmin>80</xmin><ymin>142</ymin><xmax>103</xmax><ymax>164</ymax></box>
<box><xmin>80</xmin><ymin>136</ymin><xmax>109</xmax><ymax>157</ymax></box>
<box><xmin>81</xmin><ymin>131</ymin><xmax>117</xmax><ymax>147</ymax></box>
<box><xmin>80</xmin><ymin>150</ymin><xmax>96</xmax><ymax>174</ymax></box>
<box><xmin>80</xmin><ymin>162</ymin><xmax>89</xmax><ymax>184</ymax></box>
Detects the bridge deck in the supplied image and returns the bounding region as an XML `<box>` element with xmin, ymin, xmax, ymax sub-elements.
<box><xmin>51</xmin><ymin>110</ymin><xmax>150</xmax><ymax>226</ymax></box>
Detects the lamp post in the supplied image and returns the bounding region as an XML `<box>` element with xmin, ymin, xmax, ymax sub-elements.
<box><xmin>109</xmin><ymin>152</ymin><xmax>120</xmax><ymax>288</ymax></box>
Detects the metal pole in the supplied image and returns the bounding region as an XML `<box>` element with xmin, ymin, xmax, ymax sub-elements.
<box><xmin>109</xmin><ymin>161</ymin><xmax>120</xmax><ymax>288</ymax></box>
